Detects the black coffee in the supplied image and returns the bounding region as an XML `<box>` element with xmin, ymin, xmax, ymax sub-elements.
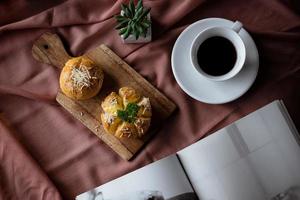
<box><xmin>197</xmin><ymin>36</ymin><xmax>236</xmax><ymax>76</ymax></box>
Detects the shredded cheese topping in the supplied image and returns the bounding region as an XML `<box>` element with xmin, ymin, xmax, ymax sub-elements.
<box><xmin>134</xmin><ymin>118</ymin><xmax>144</xmax><ymax>134</ymax></box>
<box><xmin>121</xmin><ymin>127</ymin><xmax>132</xmax><ymax>138</ymax></box>
<box><xmin>104</xmin><ymin>113</ymin><xmax>115</xmax><ymax>124</ymax></box>
<box><xmin>138</xmin><ymin>98</ymin><xmax>151</xmax><ymax>114</ymax></box>
<box><xmin>71</xmin><ymin>64</ymin><xmax>97</xmax><ymax>90</ymax></box>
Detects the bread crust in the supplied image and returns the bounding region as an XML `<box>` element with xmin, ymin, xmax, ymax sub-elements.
<box><xmin>59</xmin><ymin>56</ymin><xmax>104</xmax><ymax>100</ymax></box>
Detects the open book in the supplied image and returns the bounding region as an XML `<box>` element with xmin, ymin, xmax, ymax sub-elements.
<box><xmin>76</xmin><ymin>100</ymin><xmax>300</xmax><ymax>200</ymax></box>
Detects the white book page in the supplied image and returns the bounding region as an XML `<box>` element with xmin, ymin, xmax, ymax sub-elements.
<box><xmin>76</xmin><ymin>155</ymin><xmax>197</xmax><ymax>200</ymax></box>
<box><xmin>177</xmin><ymin>101</ymin><xmax>300</xmax><ymax>200</ymax></box>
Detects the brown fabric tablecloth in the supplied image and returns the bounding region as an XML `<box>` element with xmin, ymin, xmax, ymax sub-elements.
<box><xmin>0</xmin><ymin>0</ymin><xmax>300</xmax><ymax>199</ymax></box>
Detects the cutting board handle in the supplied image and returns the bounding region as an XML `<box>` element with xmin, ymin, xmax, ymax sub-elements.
<box><xmin>32</xmin><ymin>32</ymin><xmax>71</xmax><ymax>68</ymax></box>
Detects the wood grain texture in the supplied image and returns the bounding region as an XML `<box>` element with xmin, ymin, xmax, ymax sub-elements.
<box><xmin>32</xmin><ymin>32</ymin><xmax>71</xmax><ymax>68</ymax></box>
<box><xmin>32</xmin><ymin>32</ymin><xmax>176</xmax><ymax>160</ymax></box>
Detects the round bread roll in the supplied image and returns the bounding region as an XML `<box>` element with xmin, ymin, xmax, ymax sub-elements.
<box><xmin>59</xmin><ymin>56</ymin><xmax>104</xmax><ymax>100</ymax></box>
<box><xmin>100</xmin><ymin>87</ymin><xmax>152</xmax><ymax>139</ymax></box>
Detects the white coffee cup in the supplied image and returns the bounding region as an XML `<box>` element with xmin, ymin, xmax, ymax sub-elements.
<box><xmin>190</xmin><ymin>21</ymin><xmax>246</xmax><ymax>81</ymax></box>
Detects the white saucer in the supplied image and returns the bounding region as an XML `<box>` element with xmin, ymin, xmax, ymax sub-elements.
<box><xmin>171</xmin><ymin>18</ymin><xmax>259</xmax><ymax>104</ymax></box>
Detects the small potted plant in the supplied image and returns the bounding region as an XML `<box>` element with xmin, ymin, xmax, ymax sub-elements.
<box><xmin>115</xmin><ymin>0</ymin><xmax>151</xmax><ymax>43</ymax></box>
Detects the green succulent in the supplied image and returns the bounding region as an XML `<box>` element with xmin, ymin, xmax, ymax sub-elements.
<box><xmin>115</xmin><ymin>0</ymin><xmax>151</xmax><ymax>40</ymax></box>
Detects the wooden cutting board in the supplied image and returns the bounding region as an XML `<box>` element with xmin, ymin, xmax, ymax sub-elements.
<box><xmin>32</xmin><ymin>32</ymin><xmax>176</xmax><ymax>160</ymax></box>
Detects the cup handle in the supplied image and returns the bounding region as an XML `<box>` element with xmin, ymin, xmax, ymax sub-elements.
<box><xmin>232</xmin><ymin>21</ymin><xmax>243</xmax><ymax>33</ymax></box>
